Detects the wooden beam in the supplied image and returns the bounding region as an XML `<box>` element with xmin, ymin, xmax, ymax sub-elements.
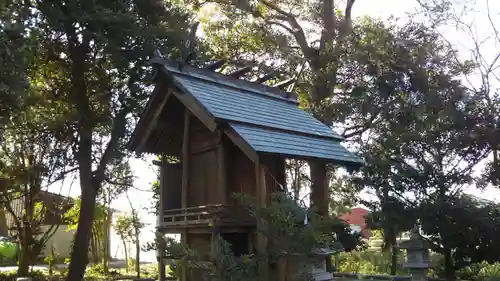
<box><xmin>273</xmin><ymin>78</ymin><xmax>295</xmax><ymax>89</ymax></box>
<box><xmin>135</xmin><ymin>87</ymin><xmax>171</xmax><ymax>155</ymax></box>
<box><xmin>180</xmin><ymin>22</ymin><xmax>200</xmax><ymax>69</ymax></box>
<box><xmin>224</xmin><ymin>128</ymin><xmax>258</xmax><ymax>163</ymax></box>
<box><xmin>254</xmin><ymin>73</ymin><xmax>276</xmax><ymax>84</ymax></box>
<box><xmin>171</xmin><ymin>90</ymin><xmax>217</xmax><ymax>132</ymax></box>
<box><xmin>206</xmin><ymin>59</ymin><xmax>226</xmax><ymax>70</ymax></box>
<box><xmin>228</xmin><ymin>66</ymin><xmax>253</xmax><ymax>79</ymax></box>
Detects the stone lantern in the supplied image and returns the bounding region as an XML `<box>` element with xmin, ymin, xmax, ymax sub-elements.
<box><xmin>308</xmin><ymin>248</ymin><xmax>338</xmax><ymax>281</ymax></box>
<box><xmin>399</xmin><ymin>227</ymin><xmax>430</xmax><ymax>281</ymax></box>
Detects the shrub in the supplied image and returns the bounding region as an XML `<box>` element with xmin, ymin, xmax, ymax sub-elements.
<box><xmin>457</xmin><ymin>262</ymin><xmax>500</xmax><ymax>281</ymax></box>
<box><xmin>0</xmin><ymin>270</ymin><xmax>52</xmax><ymax>281</ymax></box>
<box><xmin>336</xmin><ymin>250</ymin><xmax>408</xmax><ymax>275</ymax></box>
<box><xmin>336</xmin><ymin>249</ymin><xmax>443</xmax><ymax>277</ymax></box>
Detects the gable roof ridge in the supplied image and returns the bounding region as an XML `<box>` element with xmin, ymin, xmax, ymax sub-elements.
<box><xmin>150</xmin><ymin>57</ymin><xmax>299</xmax><ymax>105</ymax></box>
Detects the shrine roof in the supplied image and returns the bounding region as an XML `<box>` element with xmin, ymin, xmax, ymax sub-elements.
<box><xmin>230</xmin><ymin>123</ymin><xmax>362</xmax><ymax>165</ymax></box>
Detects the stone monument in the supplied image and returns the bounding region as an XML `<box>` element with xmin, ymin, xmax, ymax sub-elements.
<box><xmin>308</xmin><ymin>248</ymin><xmax>338</xmax><ymax>281</ymax></box>
<box><xmin>399</xmin><ymin>226</ymin><xmax>430</xmax><ymax>281</ymax></box>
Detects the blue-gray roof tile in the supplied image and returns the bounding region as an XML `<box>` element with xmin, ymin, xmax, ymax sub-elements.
<box><xmin>170</xmin><ymin>73</ymin><xmax>343</xmax><ymax>140</ymax></box>
<box><xmin>230</xmin><ymin>123</ymin><xmax>364</xmax><ymax>165</ymax></box>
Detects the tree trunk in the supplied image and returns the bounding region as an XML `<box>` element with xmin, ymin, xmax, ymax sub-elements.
<box><xmin>19</xmin><ymin>184</ymin><xmax>35</xmax><ymax>277</ymax></box>
<box><xmin>90</xmin><ymin>228</ymin><xmax>98</xmax><ymax>264</ymax></box>
<box><xmin>102</xmin><ymin>209</ymin><xmax>110</xmax><ymax>274</ymax></box>
<box><xmin>94</xmin><ymin>230</ymin><xmax>100</xmax><ymax>263</ymax></box>
<box><xmin>135</xmin><ymin>230</ymin><xmax>140</xmax><ymax>278</ymax></box>
<box><xmin>390</xmin><ymin>244</ymin><xmax>398</xmax><ymax>276</ymax></box>
<box><xmin>444</xmin><ymin>248</ymin><xmax>455</xmax><ymax>280</ymax></box>
<box><xmin>18</xmin><ymin>226</ymin><xmax>31</xmax><ymax>277</ymax></box>
<box><xmin>66</xmin><ymin>185</ymin><xmax>98</xmax><ymax>281</ymax></box>
<box><xmin>123</xmin><ymin>238</ymin><xmax>128</xmax><ymax>273</ymax></box>
<box><xmin>293</xmin><ymin>160</ymin><xmax>301</xmax><ymax>201</ymax></box>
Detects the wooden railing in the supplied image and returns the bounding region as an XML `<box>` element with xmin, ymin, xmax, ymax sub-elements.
<box><xmin>161</xmin><ymin>205</ymin><xmax>255</xmax><ymax>228</ymax></box>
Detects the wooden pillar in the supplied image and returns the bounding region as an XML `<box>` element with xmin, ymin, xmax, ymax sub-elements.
<box><xmin>158</xmin><ymin>156</ymin><xmax>166</xmax><ymax>226</ymax></box>
<box><xmin>255</xmin><ymin>161</ymin><xmax>268</xmax><ymax>280</ymax></box>
<box><xmin>181</xmin><ymin>110</ymin><xmax>190</xmax><ymax>210</ymax></box>
<box><xmin>277</xmin><ymin>157</ymin><xmax>286</xmax><ymax>190</ymax></box>
<box><xmin>310</xmin><ymin>161</ymin><xmax>329</xmax><ymax>276</ymax></box>
<box><xmin>157</xmin><ymin>156</ymin><xmax>167</xmax><ymax>281</ymax></box>
<box><xmin>181</xmin><ymin>109</ymin><xmax>191</xmax><ymax>281</ymax></box>
<box><xmin>310</xmin><ymin>161</ymin><xmax>329</xmax><ymax>216</ymax></box>
<box><xmin>158</xmin><ymin>235</ymin><xmax>166</xmax><ymax>281</ymax></box>
<box><xmin>217</xmin><ymin>131</ymin><xmax>227</xmax><ymax>204</ymax></box>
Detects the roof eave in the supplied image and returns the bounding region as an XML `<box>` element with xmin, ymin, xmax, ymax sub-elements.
<box><xmin>215</xmin><ymin>118</ymin><xmax>345</xmax><ymax>142</ymax></box>
<box><xmin>127</xmin><ymin>62</ymin><xmax>166</xmax><ymax>153</ymax></box>
<box><xmin>256</xmin><ymin>151</ymin><xmax>364</xmax><ymax>168</ymax></box>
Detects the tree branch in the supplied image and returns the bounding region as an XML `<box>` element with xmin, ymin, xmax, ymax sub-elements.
<box><xmin>250</xmin><ymin>0</ymin><xmax>314</xmax><ymax>60</ymax></box>
<box><xmin>93</xmin><ymin>110</ymin><xmax>127</xmax><ymax>187</ymax></box>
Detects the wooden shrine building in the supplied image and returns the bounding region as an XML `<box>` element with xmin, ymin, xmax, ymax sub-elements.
<box><xmin>128</xmin><ymin>56</ymin><xmax>363</xmax><ymax>281</ymax></box>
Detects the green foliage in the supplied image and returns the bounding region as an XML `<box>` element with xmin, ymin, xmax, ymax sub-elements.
<box><xmin>62</xmin><ymin>198</ymin><xmax>108</xmax><ymax>263</ymax></box>
<box><xmin>346</xmin><ymin>12</ymin><xmax>494</xmax><ymax>279</ymax></box>
<box><xmin>337</xmin><ymin>249</ymin><xmax>446</xmax><ymax>277</ymax></box>
<box><xmin>43</xmin><ymin>245</ymin><xmax>59</xmax><ymax>276</ymax></box>
<box><xmin>149</xmin><ymin>178</ymin><xmax>161</xmax><ymax>214</ymax></box>
<box><xmin>456</xmin><ymin>262</ymin><xmax>500</xmax><ymax>281</ymax></box>
<box><xmin>114</xmin><ymin>215</ymin><xmax>136</xmax><ymax>243</ymax></box>
<box><xmin>336</xmin><ymin>250</ymin><xmax>408</xmax><ymax>275</ymax></box>
<box><xmin>85</xmin><ymin>263</ymin><xmax>106</xmax><ymax>276</ymax></box>
<box><xmin>419</xmin><ymin>194</ymin><xmax>500</xmax><ymax>269</ymax></box>
<box><xmin>0</xmin><ymin>270</ymin><xmax>48</xmax><ymax>281</ymax></box>
<box><xmin>63</xmin><ymin>199</ymin><xmax>107</xmax><ymax>232</ymax></box>
<box><xmin>10</xmin><ymin>0</ymin><xmax>196</xmax><ymax>277</ymax></box>
<box><xmin>0</xmin><ymin>0</ymin><xmax>34</xmax><ymax>125</ymax></box>
<box><xmin>160</xmin><ymin>192</ymin><xmax>363</xmax><ymax>281</ymax></box>
<box><xmin>0</xmin><ymin>84</ymin><xmax>71</xmax><ymax>274</ymax></box>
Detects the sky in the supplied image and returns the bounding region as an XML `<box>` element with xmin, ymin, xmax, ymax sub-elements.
<box><xmin>48</xmin><ymin>0</ymin><xmax>500</xmax><ymax>263</ymax></box>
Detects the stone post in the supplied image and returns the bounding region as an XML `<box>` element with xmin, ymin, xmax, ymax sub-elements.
<box><xmin>308</xmin><ymin>248</ymin><xmax>338</xmax><ymax>281</ymax></box>
<box><xmin>399</xmin><ymin>227</ymin><xmax>430</xmax><ymax>281</ymax></box>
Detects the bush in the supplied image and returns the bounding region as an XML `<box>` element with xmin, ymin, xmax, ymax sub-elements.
<box><xmin>0</xmin><ymin>270</ymin><xmax>53</xmax><ymax>281</ymax></box>
<box><xmin>336</xmin><ymin>250</ymin><xmax>408</xmax><ymax>275</ymax></box>
<box><xmin>336</xmin><ymin>249</ymin><xmax>444</xmax><ymax>277</ymax></box>
<box><xmin>457</xmin><ymin>262</ymin><xmax>500</xmax><ymax>281</ymax></box>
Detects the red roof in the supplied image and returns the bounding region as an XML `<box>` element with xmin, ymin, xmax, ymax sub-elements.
<box><xmin>340</xmin><ymin>207</ymin><xmax>371</xmax><ymax>239</ymax></box>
